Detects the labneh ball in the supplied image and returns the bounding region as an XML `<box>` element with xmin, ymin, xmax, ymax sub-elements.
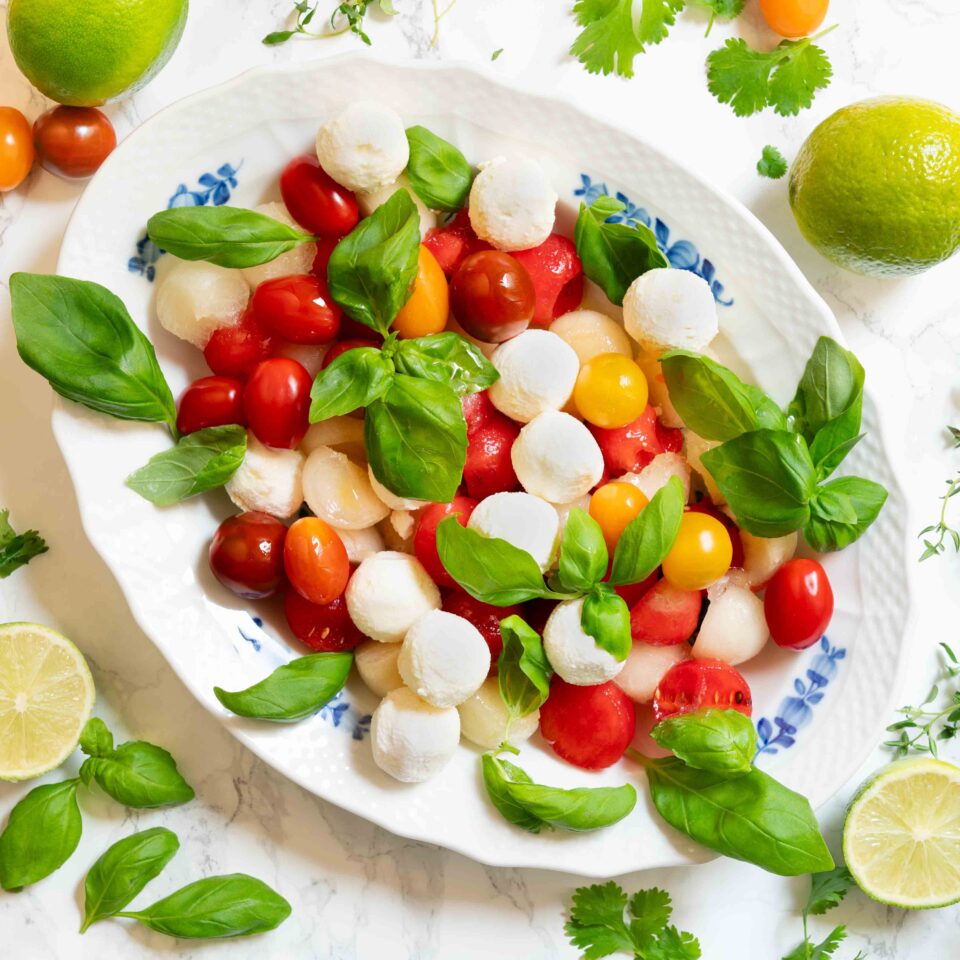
<box><xmin>543</xmin><ymin>598</ymin><xmax>625</xmax><ymax>686</ymax></box>
<box><xmin>622</xmin><ymin>268</ymin><xmax>718</xmax><ymax>353</ymax></box>
<box><xmin>468</xmin><ymin>492</ymin><xmax>560</xmax><ymax>573</ymax></box>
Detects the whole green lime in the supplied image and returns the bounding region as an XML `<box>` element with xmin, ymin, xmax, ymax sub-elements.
<box><xmin>789</xmin><ymin>97</ymin><xmax>960</xmax><ymax>277</ymax></box>
<box><xmin>7</xmin><ymin>0</ymin><xmax>188</xmax><ymax>106</ymax></box>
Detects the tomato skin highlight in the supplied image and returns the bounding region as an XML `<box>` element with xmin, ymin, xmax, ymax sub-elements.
<box><xmin>414</xmin><ymin>496</ymin><xmax>477</xmax><ymax>588</ymax></box>
<box><xmin>0</xmin><ymin>107</ymin><xmax>33</xmax><ymax>191</ymax></box>
<box><xmin>204</xmin><ymin>308</ymin><xmax>275</xmax><ymax>379</ymax></box>
<box><xmin>450</xmin><ymin>250</ymin><xmax>535</xmax><ymax>343</ymax></box>
<box><xmin>252</xmin><ymin>274</ymin><xmax>341</xmax><ymax>344</ymax></box>
<box><xmin>764</xmin><ymin>558</ymin><xmax>834</xmax><ymax>650</ymax></box>
<box><xmin>243</xmin><ymin>357</ymin><xmax>312</xmax><ymax>449</ymax></box>
<box><xmin>759</xmin><ymin>0</ymin><xmax>828</xmax><ymax>38</ymax></box>
<box><xmin>280</xmin><ymin>154</ymin><xmax>359</xmax><ymax>237</ymax></box>
<box><xmin>176</xmin><ymin>375</ymin><xmax>246</xmax><ymax>435</ymax></box>
<box><xmin>284</xmin><ymin>589</ymin><xmax>364</xmax><ymax>652</ymax></box>
<box><xmin>511</xmin><ymin>234</ymin><xmax>584</xmax><ymax>328</ymax></box>
<box><xmin>283</xmin><ymin>517</ymin><xmax>350</xmax><ymax>605</ymax></box>
<box><xmin>209</xmin><ymin>512</ymin><xmax>287</xmax><ymax>599</ymax></box>
<box><xmin>32</xmin><ymin>106</ymin><xmax>115</xmax><ymax>180</ymax></box>
<box><xmin>442</xmin><ymin>590</ymin><xmax>521</xmax><ymax>670</ymax></box>
<box><xmin>652</xmin><ymin>659</ymin><xmax>752</xmax><ymax>725</ymax></box>
<box><xmin>392</xmin><ymin>244</ymin><xmax>450</xmax><ymax>339</ymax></box>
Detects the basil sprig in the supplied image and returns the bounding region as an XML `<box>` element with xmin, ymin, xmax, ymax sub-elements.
<box><xmin>392</xmin><ymin>332</ymin><xmax>499</xmax><ymax>396</ymax></box>
<box><xmin>405</xmin><ymin>125</ymin><xmax>473</xmax><ymax>211</ymax></box>
<box><xmin>497</xmin><ymin>616</ymin><xmax>552</xmax><ymax>722</ymax></box>
<box><xmin>10</xmin><ymin>274</ymin><xmax>176</xmax><ymax>427</ymax></box>
<box><xmin>581</xmin><ymin>583</ymin><xmax>632</xmax><ymax>660</ymax></box>
<box><xmin>650</xmin><ymin>709</ymin><xmax>755</xmax><ymax>776</ymax></box>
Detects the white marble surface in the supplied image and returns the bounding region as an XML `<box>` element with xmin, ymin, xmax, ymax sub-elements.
<box><xmin>1</xmin><ymin>0</ymin><xmax>959</xmax><ymax>956</ymax></box>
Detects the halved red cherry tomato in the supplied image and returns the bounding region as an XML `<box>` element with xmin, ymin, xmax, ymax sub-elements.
<box><xmin>630</xmin><ymin>579</ymin><xmax>702</xmax><ymax>645</ymax></box>
<box><xmin>252</xmin><ymin>274</ymin><xmax>341</xmax><ymax>344</ymax></box>
<box><xmin>511</xmin><ymin>234</ymin><xmax>584</xmax><ymax>328</ymax></box>
<box><xmin>283</xmin><ymin>517</ymin><xmax>350</xmax><ymax>605</ymax></box>
<box><xmin>0</xmin><ymin>107</ymin><xmax>33</xmax><ymax>191</ymax></box>
<box><xmin>209</xmin><ymin>512</ymin><xmax>287</xmax><ymax>599</ymax></box>
<box><xmin>284</xmin><ymin>589</ymin><xmax>364</xmax><ymax>652</ymax></box>
<box><xmin>176</xmin><ymin>375</ymin><xmax>245</xmax><ymax>435</ymax></box>
<box><xmin>463</xmin><ymin>413</ymin><xmax>521</xmax><ymax>499</ymax></box>
<box><xmin>32</xmin><ymin>106</ymin><xmax>115</xmax><ymax>180</ymax></box>
<box><xmin>322</xmin><ymin>338</ymin><xmax>381</xmax><ymax>369</ymax></box>
<box><xmin>764</xmin><ymin>558</ymin><xmax>834</xmax><ymax>650</ymax></box>
<box><xmin>423</xmin><ymin>209</ymin><xmax>491</xmax><ymax>277</ymax></box>
<box><xmin>204</xmin><ymin>308</ymin><xmax>274</xmax><ymax>379</ymax></box>
<box><xmin>442</xmin><ymin>590</ymin><xmax>522</xmax><ymax>670</ymax></box>
<box><xmin>652</xmin><ymin>659</ymin><xmax>752</xmax><ymax>724</ymax></box>
<box><xmin>590</xmin><ymin>405</ymin><xmax>681</xmax><ymax>476</ymax></box>
<box><xmin>280</xmin><ymin>154</ymin><xmax>359</xmax><ymax>237</ymax></box>
<box><xmin>414</xmin><ymin>496</ymin><xmax>477</xmax><ymax>587</ymax></box>
<box><xmin>539</xmin><ymin>678</ymin><xmax>636</xmax><ymax>770</ymax></box>
<box><xmin>450</xmin><ymin>250</ymin><xmax>534</xmax><ymax>343</ymax></box>
<box><xmin>392</xmin><ymin>244</ymin><xmax>449</xmax><ymax>339</ymax></box>
<box><xmin>243</xmin><ymin>357</ymin><xmax>312</xmax><ymax>449</ymax></box>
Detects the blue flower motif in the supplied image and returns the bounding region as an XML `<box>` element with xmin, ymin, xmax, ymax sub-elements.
<box><xmin>237</xmin><ymin>613</ymin><xmax>265</xmax><ymax>653</ymax></box>
<box><xmin>320</xmin><ymin>694</ymin><xmax>351</xmax><ymax>728</ymax></box>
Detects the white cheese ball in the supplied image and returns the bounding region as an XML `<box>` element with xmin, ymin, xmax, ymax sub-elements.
<box><xmin>336</xmin><ymin>525</ymin><xmax>384</xmax><ymax>565</ymax></box>
<box><xmin>623</xmin><ymin>268</ymin><xmax>718</xmax><ymax>353</ymax></box>
<box><xmin>241</xmin><ymin>202</ymin><xmax>316</xmax><ymax>289</ymax></box>
<box><xmin>468</xmin><ymin>156</ymin><xmax>557</xmax><ymax>252</ymax></box>
<box><xmin>302</xmin><ymin>445</ymin><xmax>390</xmax><ymax>530</ymax></box>
<box><xmin>301</xmin><ymin>416</ymin><xmax>366</xmax><ymax>463</ymax></box>
<box><xmin>225</xmin><ymin>435</ymin><xmax>304</xmax><ymax>519</ymax></box>
<box><xmin>468</xmin><ymin>492</ymin><xmax>559</xmax><ymax>573</ymax></box>
<box><xmin>512</xmin><ymin>411</ymin><xmax>604</xmax><ymax>504</ymax></box>
<box><xmin>357</xmin><ymin>173</ymin><xmax>437</xmax><ymax>237</ymax></box>
<box><xmin>693</xmin><ymin>580</ymin><xmax>769</xmax><ymax>666</ymax></box>
<box><xmin>618</xmin><ymin>453</ymin><xmax>692</xmax><ymax>504</ymax></box>
<box><xmin>370</xmin><ymin>687</ymin><xmax>460</xmax><ymax>783</ymax></box>
<box><xmin>740</xmin><ymin>530</ymin><xmax>799</xmax><ymax>589</ymax></box>
<box><xmin>355</xmin><ymin>640</ymin><xmax>404</xmax><ymax>698</ymax></box>
<box><xmin>550</xmin><ymin>309</ymin><xmax>633</xmax><ymax>364</ymax></box>
<box><xmin>398</xmin><ymin>610</ymin><xmax>490</xmax><ymax>708</ymax></box>
<box><xmin>684</xmin><ymin>430</ymin><xmax>724</xmax><ymax>504</ymax></box>
<box><xmin>346</xmin><ymin>551</ymin><xmax>440</xmax><ymax>643</ymax></box>
<box><xmin>273</xmin><ymin>340</ymin><xmax>330</xmax><ymax>379</ymax></box>
<box><xmin>316</xmin><ymin>101</ymin><xmax>409</xmax><ymax>193</ymax></box>
<box><xmin>368</xmin><ymin>465</ymin><xmax>428</xmax><ymax>512</ymax></box>
<box><xmin>488</xmin><ymin>329</ymin><xmax>580</xmax><ymax>423</ymax></box>
<box><xmin>156</xmin><ymin>258</ymin><xmax>249</xmax><ymax>349</ymax></box>
<box><xmin>543</xmin><ymin>598</ymin><xmax>625</xmax><ymax>686</ymax></box>
<box><xmin>459</xmin><ymin>677</ymin><xmax>539</xmax><ymax>750</ymax></box>
<box><xmin>614</xmin><ymin>642</ymin><xmax>690</xmax><ymax>704</ymax></box>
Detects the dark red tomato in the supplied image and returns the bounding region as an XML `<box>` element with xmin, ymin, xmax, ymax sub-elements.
<box><xmin>539</xmin><ymin>678</ymin><xmax>636</xmax><ymax>770</ymax></box>
<box><xmin>764</xmin><ymin>558</ymin><xmax>834</xmax><ymax>651</ymax></box>
<box><xmin>687</xmin><ymin>499</ymin><xmax>744</xmax><ymax>569</ymax></box>
<box><xmin>204</xmin><ymin>308</ymin><xmax>274</xmax><ymax>379</ymax></box>
<box><xmin>414</xmin><ymin>497</ymin><xmax>477</xmax><ymax>587</ymax></box>
<box><xmin>461</xmin><ymin>390</ymin><xmax>498</xmax><ymax>436</ymax></box>
<box><xmin>443</xmin><ymin>590</ymin><xmax>522</xmax><ymax>670</ymax></box>
<box><xmin>312</xmin><ymin>236</ymin><xmax>339</xmax><ymax>278</ymax></box>
<box><xmin>511</xmin><ymin>234</ymin><xmax>584</xmax><ymax>328</ymax></box>
<box><xmin>32</xmin><ymin>106</ymin><xmax>116</xmax><ymax>180</ymax></box>
<box><xmin>463</xmin><ymin>414</ymin><xmax>521</xmax><ymax>500</ymax></box>
<box><xmin>283</xmin><ymin>517</ymin><xmax>350</xmax><ymax>605</ymax></box>
<box><xmin>284</xmin><ymin>589</ymin><xmax>364</xmax><ymax>652</ymax></box>
<box><xmin>423</xmin><ymin>209</ymin><xmax>491</xmax><ymax>277</ymax></box>
<box><xmin>176</xmin><ymin>376</ymin><xmax>245</xmax><ymax>435</ymax></box>
<box><xmin>652</xmin><ymin>659</ymin><xmax>752</xmax><ymax>725</ymax></box>
<box><xmin>244</xmin><ymin>357</ymin><xmax>312</xmax><ymax>449</ymax></box>
<box><xmin>322</xmin><ymin>338</ymin><xmax>381</xmax><ymax>369</ymax></box>
<box><xmin>450</xmin><ymin>250</ymin><xmax>535</xmax><ymax>343</ymax></box>
<box><xmin>611</xmin><ymin>569</ymin><xmax>658</xmax><ymax>608</ymax></box>
<box><xmin>280</xmin><ymin>154</ymin><xmax>359</xmax><ymax>237</ymax></box>
<box><xmin>209</xmin><ymin>512</ymin><xmax>287</xmax><ymax>599</ymax></box>
<box><xmin>252</xmin><ymin>274</ymin><xmax>341</xmax><ymax>344</ymax></box>
<box><xmin>630</xmin><ymin>579</ymin><xmax>703</xmax><ymax>646</ymax></box>
<box><xmin>590</xmin><ymin>405</ymin><xmax>669</xmax><ymax>476</ymax></box>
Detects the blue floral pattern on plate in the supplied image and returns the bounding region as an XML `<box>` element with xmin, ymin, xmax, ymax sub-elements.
<box><xmin>129</xmin><ymin>162</ymin><xmax>242</xmax><ymax>281</ymax></box>
<box><xmin>574</xmin><ymin>174</ymin><xmax>734</xmax><ymax>306</ymax></box>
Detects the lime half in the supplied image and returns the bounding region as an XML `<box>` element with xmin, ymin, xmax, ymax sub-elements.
<box><xmin>843</xmin><ymin>757</ymin><xmax>960</xmax><ymax>909</ymax></box>
<box><xmin>0</xmin><ymin>623</ymin><xmax>94</xmax><ymax>781</ymax></box>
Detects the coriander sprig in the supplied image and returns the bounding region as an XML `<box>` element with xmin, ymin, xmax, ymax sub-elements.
<box><xmin>781</xmin><ymin>867</ymin><xmax>865</xmax><ymax>960</ymax></box>
<box><xmin>918</xmin><ymin>426</ymin><xmax>960</xmax><ymax>561</ymax></box>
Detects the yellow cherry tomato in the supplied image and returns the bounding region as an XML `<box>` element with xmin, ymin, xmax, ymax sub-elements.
<box><xmin>573</xmin><ymin>353</ymin><xmax>649</xmax><ymax>429</ymax></box>
<box><xmin>662</xmin><ymin>512</ymin><xmax>733</xmax><ymax>591</ymax></box>
<box><xmin>589</xmin><ymin>482</ymin><xmax>649</xmax><ymax>552</ymax></box>
<box><xmin>0</xmin><ymin>107</ymin><xmax>34</xmax><ymax>192</ymax></box>
<box><xmin>393</xmin><ymin>244</ymin><xmax>449</xmax><ymax>339</ymax></box>
<box><xmin>759</xmin><ymin>0</ymin><xmax>828</xmax><ymax>38</ymax></box>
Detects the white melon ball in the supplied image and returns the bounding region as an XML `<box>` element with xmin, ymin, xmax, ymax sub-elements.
<box><xmin>355</xmin><ymin>640</ymin><xmax>404</xmax><ymax>698</ymax></box>
<box><xmin>623</xmin><ymin>268</ymin><xmax>718</xmax><ymax>353</ymax></box>
<box><xmin>468</xmin><ymin>492</ymin><xmax>559</xmax><ymax>573</ymax></box>
<box><xmin>302</xmin><ymin>445</ymin><xmax>390</xmax><ymax>530</ymax></box>
<box><xmin>156</xmin><ymin>258</ymin><xmax>249</xmax><ymax>348</ymax></box>
<box><xmin>740</xmin><ymin>530</ymin><xmax>799</xmax><ymax>589</ymax></box>
<box><xmin>385</xmin><ymin>510</ymin><xmax>417</xmax><ymax>545</ymax></box>
<box><xmin>336</xmin><ymin>525</ymin><xmax>384</xmax><ymax>565</ymax></box>
<box><xmin>543</xmin><ymin>598</ymin><xmax>625</xmax><ymax>686</ymax></box>
<box><xmin>614</xmin><ymin>642</ymin><xmax>690</xmax><ymax>704</ymax></box>
<box><xmin>553</xmin><ymin>494</ymin><xmax>591</xmax><ymax>534</ymax></box>
<box><xmin>692</xmin><ymin>580</ymin><xmax>769</xmax><ymax>665</ymax></box>
<box><xmin>459</xmin><ymin>677</ymin><xmax>539</xmax><ymax>750</ymax></box>
<box><xmin>368</xmin><ymin>465</ymin><xmax>428</xmax><ymax>512</ymax></box>
<box><xmin>241</xmin><ymin>202</ymin><xmax>316</xmax><ymax>289</ymax></box>
<box><xmin>618</xmin><ymin>453</ymin><xmax>691</xmax><ymax>503</ymax></box>
<box><xmin>301</xmin><ymin>416</ymin><xmax>366</xmax><ymax>463</ymax></box>
<box><xmin>550</xmin><ymin>309</ymin><xmax>633</xmax><ymax>364</ymax></box>
<box><xmin>357</xmin><ymin>173</ymin><xmax>437</xmax><ymax>236</ymax></box>
<box><xmin>684</xmin><ymin>430</ymin><xmax>725</xmax><ymax>504</ymax></box>
<box><xmin>225</xmin><ymin>435</ymin><xmax>303</xmax><ymax>519</ymax></box>
<box><xmin>273</xmin><ymin>340</ymin><xmax>330</xmax><ymax>378</ymax></box>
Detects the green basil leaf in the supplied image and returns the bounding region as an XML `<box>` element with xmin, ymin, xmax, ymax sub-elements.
<box><xmin>644</xmin><ymin>759</ymin><xmax>834</xmax><ymax>876</ymax></box>
<box><xmin>805</xmin><ymin>476</ymin><xmax>888</xmax><ymax>552</ymax></box>
<box><xmin>789</xmin><ymin>337</ymin><xmax>865</xmax><ymax>441</ymax></box>
<box><xmin>558</xmin><ymin>508</ymin><xmax>609</xmax><ymax>592</ymax></box>
<box><xmin>608</xmin><ymin>477</ymin><xmax>685</xmax><ymax>586</ymax></box>
<box><xmin>650</xmin><ymin>709</ymin><xmax>756</xmax><ymax>775</ymax></box>
<box><xmin>82</xmin><ymin>827</ymin><xmax>180</xmax><ymax>931</ymax></box>
<box><xmin>81</xmin><ymin>741</ymin><xmax>194</xmax><ymax>808</ymax></box>
<box><xmin>0</xmin><ymin>779</ymin><xmax>82</xmax><ymax>890</ymax></box>
<box><xmin>573</xmin><ymin>197</ymin><xmax>668</xmax><ymax>306</ymax></box>
<box><xmin>308</xmin><ymin>347</ymin><xmax>395</xmax><ymax>422</ymax></box>
<box><xmin>118</xmin><ymin>873</ymin><xmax>291</xmax><ymax>939</ymax></box>
<box><xmin>481</xmin><ymin>754</ymin><xmax>544</xmax><ymax>832</ymax></box>
<box><xmin>365</xmin><ymin>375</ymin><xmax>466</xmax><ymax>502</ymax></box>
<box><xmin>498</xmin><ymin>615</ymin><xmax>552</xmax><ymax>720</ymax></box>
<box><xmin>327</xmin><ymin>188</ymin><xmax>421</xmax><ymax>336</ymax></box>
<box><xmin>0</xmin><ymin>509</ymin><xmax>48</xmax><ymax>578</ymax></box>
<box><xmin>700</xmin><ymin>430</ymin><xmax>817</xmax><ymax>537</ymax></box>
<box><xmin>79</xmin><ymin>716</ymin><xmax>115</xmax><ymax>757</ymax></box>
<box><xmin>393</xmin><ymin>332</ymin><xmax>498</xmax><ymax>397</ymax></box>
<box><xmin>581</xmin><ymin>584</ymin><xmax>631</xmax><ymax>661</ymax></box>
<box><xmin>147</xmin><ymin>206</ymin><xmax>315</xmax><ymax>268</ymax></box>
<box><xmin>436</xmin><ymin>516</ymin><xmax>573</xmax><ymax>605</ymax></box>
<box><xmin>213</xmin><ymin>652</ymin><xmax>353</xmax><ymax>722</ymax></box>
<box><xmin>125</xmin><ymin>425</ymin><xmax>247</xmax><ymax>506</ymax></box>
<box><xmin>659</xmin><ymin>351</ymin><xmax>787</xmax><ymax>441</ymax></box>
<box><xmin>11</xmin><ymin>274</ymin><xmax>176</xmax><ymax>426</ymax></box>
<box><xmin>405</xmin><ymin>125</ymin><xmax>473</xmax><ymax>212</ymax></box>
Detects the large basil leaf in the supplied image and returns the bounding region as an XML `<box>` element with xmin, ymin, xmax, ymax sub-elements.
<box><xmin>10</xmin><ymin>274</ymin><xmax>176</xmax><ymax>426</ymax></box>
<box><xmin>80</xmin><ymin>741</ymin><xmax>194</xmax><ymax>808</ymax></box>
<box><xmin>557</xmin><ymin>508</ymin><xmax>608</xmax><ymax>592</ymax></box>
<box><xmin>147</xmin><ymin>206</ymin><xmax>314</xmax><ymax>268</ymax></box>
<box><xmin>650</xmin><ymin>709</ymin><xmax>755</xmax><ymax>775</ymax></box>
<box><xmin>327</xmin><ymin>188</ymin><xmax>421</xmax><ymax>336</ymax></box>
<box><xmin>308</xmin><ymin>347</ymin><xmax>395</xmax><ymax>422</ymax></box>
<box><xmin>125</xmin><ymin>425</ymin><xmax>247</xmax><ymax>506</ymax></box>
<box><xmin>393</xmin><ymin>332</ymin><xmax>498</xmax><ymax>397</ymax></box>
<box><xmin>581</xmin><ymin>584</ymin><xmax>631</xmax><ymax>661</ymax></box>
<box><xmin>608</xmin><ymin>477</ymin><xmax>685</xmax><ymax>586</ymax></box>
<box><xmin>805</xmin><ymin>476</ymin><xmax>887</xmax><ymax>552</ymax></box>
<box><xmin>213</xmin><ymin>652</ymin><xmax>353</xmax><ymax>722</ymax></box>
<box><xmin>481</xmin><ymin>754</ymin><xmax>543</xmax><ymax>833</ymax></box>
<box><xmin>405</xmin><ymin>125</ymin><xmax>473</xmax><ymax>211</ymax></box>
<box><xmin>497</xmin><ymin>616</ymin><xmax>552</xmax><ymax>720</ymax></box>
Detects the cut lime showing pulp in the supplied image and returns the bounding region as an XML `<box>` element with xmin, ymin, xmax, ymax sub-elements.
<box><xmin>0</xmin><ymin>622</ymin><xmax>94</xmax><ymax>781</ymax></box>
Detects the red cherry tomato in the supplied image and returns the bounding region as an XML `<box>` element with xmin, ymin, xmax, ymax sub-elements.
<box><xmin>252</xmin><ymin>274</ymin><xmax>341</xmax><ymax>344</ymax></box>
<box><xmin>204</xmin><ymin>308</ymin><xmax>275</xmax><ymax>379</ymax></box>
<box><xmin>209</xmin><ymin>512</ymin><xmax>287</xmax><ymax>599</ymax></box>
<box><xmin>630</xmin><ymin>579</ymin><xmax>704</xmax><ymax>646</ymax></box>
<box><xmin>284</xmin><ymin>589</ymin><xmax>364</xmax><ymax>652</ymax></box>
<box><xmin>539</xmin><ymin>678</ymin><xmax>636</xmax><ymax>770</ymax></box>
<box><xmin>764</xmin><ymin>558</ymin><xmax>834</xmax><ymax>650</ymax></box>
<box><xmin>322</xmin><ymin>338</ymin><xmax>381</xmax><ymax>369</ymax></box>
<box><xmin>687</xmin><ymin>499</ymin><xmax>744</xmax><ymax>568</ymax></box>
<box><xmin>511</xmin><ymin>234</ymin><xmax>584</xmax><ymax>328</ymax></box>
<box><xmin>0</xmin><ymin>107</ymin><xmax>34</xmax><ymax>191</ymax></box>
<box><xmin>442</xmin><ymin>590</ymin><xmax>522</xmax><ymax>670</ymax></box>
<box><xmin>450</xmin><ymin>250</ymin><xmax>535</xmax><ymax>343</ymax></box>
<box><xmin>652</xmin><ymin>659</ymin><xmax>752</xmax><ymax>725</ymax></box>
<box><xmin>243</xmin><ymin>357</ymin><xmax>312</xmax><ymax>449</ymax></box>
<box><xmin>423</xmin><ymin>209</ymin><xmax>492</xmax><ymax>277</ymax></box>
<box><xmin>176</xmin><ymin>376</ymin><xmax>245</xmax><ymax>435</ymax></box>
<box><xmin>590</xmin><ymin>405</ymin><xmax>680</xmax><ymax>476</ymax></box>
<box><xmin>414</xmin><ymin>497</ymin><xmax>477</xmax><ymax>587</ymax></box>
<box><xmin>311</xmin><ymin>236</ymin><xmax>340</xmax><ymax>279</ymax></box>
<box><xmin>283</xmin><ymin>517</ymin><xmax>350</xmax><ymax>605</ymax></box>
<box><xmin>280</xmin><ymin>154</ymin><xmax>359</xmax><ymax>238</ymax></box>
<box><xmin>461</xmin><ymin>390</ymin><xmax>498</xmax><ymax>436</ymax></box>
<box><xmin>522</xmin><ymin>598</ymin><xmax>556</xmax><ymax>635</ymax></box>
<box><xmin>611</xmin><ymin>569</ymin><xmax>658</xmax><ymax>608</ymax></box>
<box><xmin>32</xmin><ymin>106</ymin><xmax>115</xmax><ymax>180</ymax></box>
<box><xmin>463</xmin><ymin>413</ymin><xmax>521</xmax><ymax>500</ymax></box>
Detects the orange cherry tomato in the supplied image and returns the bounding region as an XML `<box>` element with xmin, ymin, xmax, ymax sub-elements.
<box><xmin>759</xmin><ymin>0</ymin><xmax>828</xmax><ymax>38</ymax></box>
<box><xmin>589</xmin><ymin>482</ymin><xmax>649</xmax><ymax>552</ymax></box>
<box><xmin>0</xmin><ymin>107</ymin><xmax>34</xmax><ymax>191</ymax></box>
<box><xmin>662</xmin><ymin>512</ymin><xmax>733</xmax><ymax>591</ymax></box>
<box><xmin>33</xmin><ymin>106</ymin><xmax>116</xmax><ymax>180</ymax></box>
<box><xmin>283</xmin><ymin>517</ymin><xmax>350</xmax><ymax>605</ymax></box>
<box><xmin>573</xmin><ymin>353</ymin><xmax>649</xmax><ymax>429</ymax></box>
<box><xmin>392</xmin><ymin>244</ymin><xmax>449</xmax><ymax>339</ymax></box>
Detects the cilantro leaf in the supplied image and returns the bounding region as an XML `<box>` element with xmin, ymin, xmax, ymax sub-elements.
<box><xmin>768</xmin><ymin>40</ymin><xmax>833</xmax><ymax>116</ymax></box>
<box><xmin>692</xmin><ymin>0</ymin><xmax>744</xmax><ymax>15</ymax></box>
<box><xmin>757</xmin><ymin>144</ymin><xmax>788</xmax><ymax>179</ymax></box>
<box><xmin>644</xmin><ymin>926</ymin><xmax>702</xmax><ymax>960</ymax></box>
<box><xmin>809</xmin><ymin>925</ymin><xmax>849</xmax><ymax>959</ymax></box>
<box><xmin>806</xmin><ymin>867</ymin><xmax>856</xmax><ymax>916</ymax></box>
<box><xmin>0</xmin><ymin>510</ymin><xmax>48</xmax><ymax>579</ymax></box>
<box><xmin>628</xmin><ymin>887</ymin><xmax>672</xmax><ymax>945</ymax></box>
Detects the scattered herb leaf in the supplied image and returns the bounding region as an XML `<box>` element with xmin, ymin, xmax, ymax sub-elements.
<box><xmin>758</xmin><ymin>144</ymin><xmax>788</xmax><ymax>179</ymax></box>
<box><xmin>918</xmin><ymin>426</ymin><xmax>960</xmax><ymax>560</ymax></box>
<box><xmin>0</xmin><ymin>509</ymin><xmax>47</xmax><ymax>578</ymax></box>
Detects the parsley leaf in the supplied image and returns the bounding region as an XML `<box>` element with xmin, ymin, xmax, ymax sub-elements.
<box><xmin>758</xmin><ymin>144</ymin><xmax>788</xmax><ymax>179</ymax></box>
<box><xmin>0</xmin><ymin>510</ymin><xmax>48</xmax><ymax>579</ymax></box>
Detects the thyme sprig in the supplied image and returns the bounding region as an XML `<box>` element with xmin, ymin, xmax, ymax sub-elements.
<box><xmin>918</xmin><ymin>426</ymin><xmax>960</xmax><ymax>561</ymax></box>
